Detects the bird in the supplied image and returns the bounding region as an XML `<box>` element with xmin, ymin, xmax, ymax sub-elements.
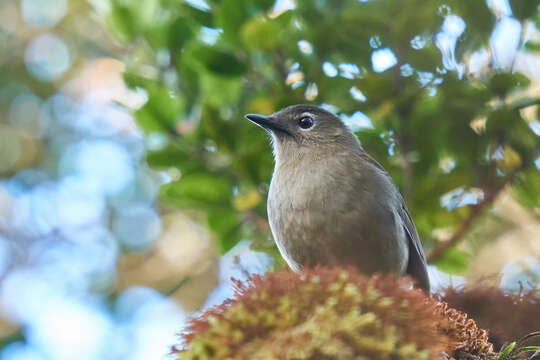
<box><xmin>245</xmin><ymin>104</ymin><xmax>430</xmax><ymax>292</ymax></box>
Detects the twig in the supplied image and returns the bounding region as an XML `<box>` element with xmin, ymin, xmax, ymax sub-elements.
<box><xmin>427</xmin><ymin>185</ymin><xmax>504</xmax><ymax>263</ymax></box>
<box><xmin>166</xmin><ymin>276</ymin><xmax>191</xmax><ymax>297</ymax></box>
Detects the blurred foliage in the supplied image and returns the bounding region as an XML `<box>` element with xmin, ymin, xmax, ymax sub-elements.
<box><xmin>440</xmin><ymin>285</ymin><xmax>540</xmax><ymax>351</ymax></box>
<box><xmin>102</xmin><ymin>0</ymin><xmax>540</xmax><ymax>272</ymax></box>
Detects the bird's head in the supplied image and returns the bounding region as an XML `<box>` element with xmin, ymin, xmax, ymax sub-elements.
<box><xmin>245</xmin><ymin>104</ymin><xmax>360</xmax><ymax>162</ymax></box>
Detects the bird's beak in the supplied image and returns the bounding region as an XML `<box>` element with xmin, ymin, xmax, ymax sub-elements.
<box><xmin>245</xmin><ymin>114</ymin><xmax>290</xmax><ymax>136</ymax></box>
<box><xmin>245</xmin><ymin>114</ymin><xmax>272</xmax><ymax>128</ymax></box>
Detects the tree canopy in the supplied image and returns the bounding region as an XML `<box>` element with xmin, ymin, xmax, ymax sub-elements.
<box><xmin>105</xmin><ymin>0</ymin><xmax>540</xmax><ymax>273</ymax></box>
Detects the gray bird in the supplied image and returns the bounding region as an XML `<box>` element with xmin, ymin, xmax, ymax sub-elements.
<box><xmin>246</xmin><ymin>104</ymin><xmax>430</xmax><ymax>292</ymax></box>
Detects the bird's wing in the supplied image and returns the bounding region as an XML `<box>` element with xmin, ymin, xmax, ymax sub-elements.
<box><xmin>360</xmin><ymin>152</ymin><xmax>430</xmax><ymax>292</ymax></box>
<box><xmin>397</xmin><ymin>204</ymin><xmax>430</xmax><ymax>292</ymax></box>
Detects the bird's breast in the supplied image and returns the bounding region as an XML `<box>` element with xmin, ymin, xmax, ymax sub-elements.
<box><xmin>267</xmin><ymin>155</ymin><xmax>409</xmax><ymax>275</ymax></box>
<box><xmin>267</xmin><ymin>158</ymin><xmax>355</xmax><ymax>268</ymax></box>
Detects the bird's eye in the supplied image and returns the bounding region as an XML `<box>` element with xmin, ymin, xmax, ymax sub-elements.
<box><xmin>298</xmin><ymin>116</ymin><xmax>314</xmax><ymax>129</ymax></box>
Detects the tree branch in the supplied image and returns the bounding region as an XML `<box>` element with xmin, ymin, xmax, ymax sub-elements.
<box><xmin>427</xmin><ymin>147</ymin><xmax>539</xmax><ymax>263</ymax></box>
<box><xmin>427</xmin><ymin>184</ymin><xmax>504</xmax><ymax>263</ymax></box>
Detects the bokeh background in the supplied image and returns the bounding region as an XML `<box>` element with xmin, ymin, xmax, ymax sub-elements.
<box><xmin>0</xmin><ymin>0</ymin><xmax>539</xmax><ymax>359</ymax></box>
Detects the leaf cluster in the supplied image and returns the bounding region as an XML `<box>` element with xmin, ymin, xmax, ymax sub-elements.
<box><xmin>103</xmin><ymin>0</ymin><xmax>540</xmax><ymax>267</ymax></box>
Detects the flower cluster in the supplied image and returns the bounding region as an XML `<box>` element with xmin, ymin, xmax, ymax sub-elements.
<box><xmin>436</xmin><ymin>302</ymin><xmax>495</xmax><ymax>359</ymax></box>
<box><xmin>176</xmin><ymin>267</ymin><xmax>496</xmax><ymax>360</ymax></box>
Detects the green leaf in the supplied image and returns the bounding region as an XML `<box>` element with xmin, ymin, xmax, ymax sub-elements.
<box><xmin>513</xmin><ymin>169</ymin><xmax>540</xmax><ymax>208</ymax></box>
<box><xmin>208</xmin><ymin>209</ymin><xmax>242</xmax><ymax>252</ymax></box>
<box><xmin>181</xmin><ymin>3</ymin><xmax>214</xmax><ymax>27</ymax></box>
<box><xmin>509</xmin><ymin>0</ymin><xmax>540</xmax><ymax>20</ymax></box>
<box><xmin>449</xmin><ymin>0</ymin><xmax>495</xmax><ymax>38</ymax></box>
<box><xmin>216</xmin><ymin>0</ymin><xmax>249</xmax><ymax>42</ymax></box>
<box><xmin>485</xmin><ymin>108</ymin><xmax>520</xmax><ymax>136</ymax></box>
<box><xmin>199</xmin><ymin>74</ymin><xmax>242</xmax><ymax>107</ymax></box>
<box><xmin>240</xmin><ymin>15</ymin><xmax>288</xmax><ymax>51</ymax></box>
<box><xmin>405</xmin><ymin>42</ymin><xmax>440</xmax><ymax>71</ymax></box>
<box><xmin>193</xmin><ymin>46</ymin><xmax>247</xmax><ymax>76</ymax></box>
<box><xmin>514</xmin><ymin>346</ymin><xmax>540</xmax><ymax>355</ymax></box>
<box><xmin>489</xmin><ymin>73</ymin><xmax>530</xmax><ymax>98</ymax></box>
<box><xmin>433</xmin><ymin>247</ymin><xmax>470</xmax><ymax>275</ymax></box>
<box><xmin>163</xmin><ymin>173</ymin><xmax>232</xmax><ymax>208</ymax></box>
<box><xmin>176</xmin><ymin>58</ymin><xmax>201</xmax><ymax>110</ymax></box>
<box><xmin>135</xmin><ymin>83</ymin><xmax>184</xmax><ymax>133</ymax></box>
<box><xmin>146</xmin><ymin>145</ymin><xmax>191</xmax><ymax>168</ymax></box>
<box><xmin>106</xmin><ymin>4</ymin><xmax>137</xmax><ymax>42</ymax></box>
<box><xmin>133</xmin><ymin>0</ymin><xmax>159</xmax><ymax>28</ymax></box>
<box><xmin>168</xmin><ymin>17</ymin><xmax>195</xmax><ymax>52</ymax></box>
<box><xmin>525</xmin><ymin>41</ymin><xmax>540</xmax><ymax>52</ymax></box>
<box><xmin>136</xmin><ymin>105</ymin><xmax>169</xmax><ymax>133</ymax></box>
<box><xmin>123</xmin><ymin>71</ymin><xmax>155</xmax><ymax>89</ymax></box>
<box><xmin>145</xmin><ymin>24</ymin><xmax>169</xmax><ymax>51</ymax></box>
<box><xmin>105</xmin><ymin>0</ymin><xmax>158</xmax><ymax>42</ymax></box>
<box><xmin>507</xmin><ymin>117</ymin><xmax>538</xmax><ymax>156</ymax></box>
<box><xmin>498</xmin><ymin>342</ymin><xmax>516</xmax><ymax>360</ymax></box>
